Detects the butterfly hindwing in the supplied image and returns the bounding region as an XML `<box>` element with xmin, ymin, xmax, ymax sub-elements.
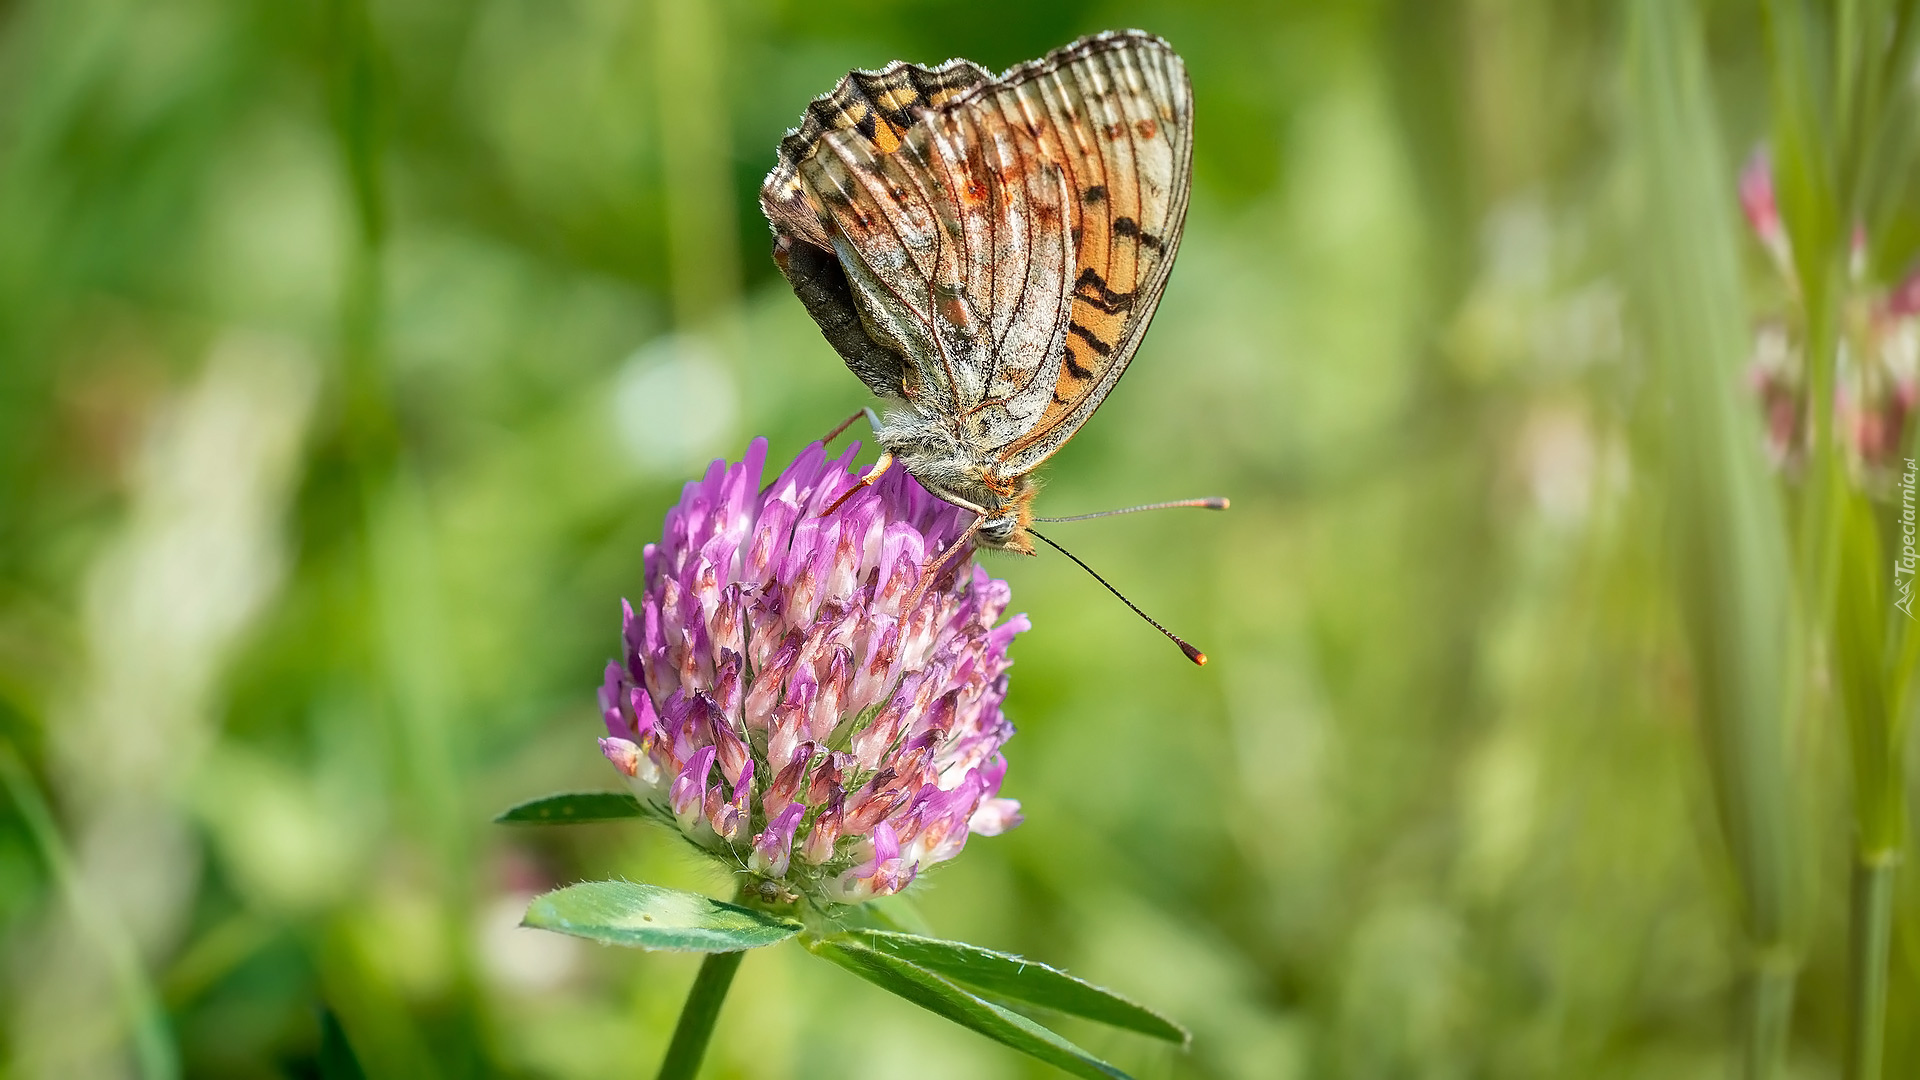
<box><xmin>771</xmin><ymin>233</ymin><xmax>909</xmax><ymax>399</ymax></box>
<box><xmin>762</xmin><ymin>30</ymin><xmax>1192</xmax><ymax>472</ymax></box>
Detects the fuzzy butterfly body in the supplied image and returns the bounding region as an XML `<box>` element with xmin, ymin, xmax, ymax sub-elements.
<box><xmin>761</xmin><ymin>30</ymin><xmax>1193</xmax><ymax>554</ymax></box>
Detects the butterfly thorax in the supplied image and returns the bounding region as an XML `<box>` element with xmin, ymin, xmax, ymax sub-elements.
<box><xmin>875</xmin><ymin>404</ymin><xmax>1037</xmax><ymax>554</ymax></box>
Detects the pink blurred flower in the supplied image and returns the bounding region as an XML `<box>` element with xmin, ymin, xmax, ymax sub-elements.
<box><xmin>1740</xmin><ymin>151</ymin><xmax>1920</xmax><ymax>479</ymax></box>
<box><xmin>1740</xmin><ymin>150</ymin><xmax>1794</xmax><ymax>282</ymax></box>
<box><xmin>597</xmin><ymin>438</ymin><xmax>1025</xmax><ymax>903</ymax></box>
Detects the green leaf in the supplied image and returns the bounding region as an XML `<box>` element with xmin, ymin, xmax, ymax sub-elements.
<box><xmin>804</xmin><ymin>933</ymin><xmax>1135</xmax><ymax>1080</ymax></box>
<box><xmin>844</xmin><ymin>929</ymin><xmax>1186</xmax><ymax>1045</ymax></box>
<box><xmin>317</xmin><ymin>1009</ymin><xmax>367</xmax><ymax>1080</ymax></box>
<box><xmin>494</xmin><ymin>791</ymin><xmax>645</xmax><ymax>825</ymax></box>
<box><xmin>1629</xmin><ymin>3</ymin><xmax>1806</xmax><ymax>1071</ymax></box>
<box><xmin>523</xmin><ymin>882</ymin><xmax>800</xmax><ymax>952</ymax></box>
<box><xmin>830</xmin><ymin>894</ymin><xmax>936</xmax><ymax>937</ymax></box>
<box><xmin>1834</xmin><ymin>491</ymin><xmax>1898</xmax><ymax>848</ymax></box>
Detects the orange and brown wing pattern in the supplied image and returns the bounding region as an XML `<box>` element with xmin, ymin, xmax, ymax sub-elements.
<box><xmin>986</xmin><ymin>33</ymin><xmax>1192</xmax><ymax>474</ymax></box>
<box><xmin>762</xmin><ymin>58</ymin><xmax>993</xmax><ymax>252</ymax></box>
<box><xmin>761</xmin><ymin>57</ymin><xmax>995</xmax><ymax>401</ymax></box>
<box><xmin>760</xmin><ymin>31</ymin><xmax>1191</xmax><ymax>463</ymax></box>
<box><xmin>762</xmin><ymin>48</ymin><xmax>1080</xmax><ymax>426</ymax></box>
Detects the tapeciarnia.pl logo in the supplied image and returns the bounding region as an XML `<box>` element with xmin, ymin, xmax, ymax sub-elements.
<box><xmin>1898</xmin><ymin>458</ymin><xmax>1918</xmax><ymax>620</ymax></box>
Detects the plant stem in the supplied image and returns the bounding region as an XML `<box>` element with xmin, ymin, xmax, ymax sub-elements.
<box><xmin>1845</xmin><ymin>850</ymin><xmax>1898</xmax><ymax>1080</ymax></box>
<box><xmin>0</xmin><ymin>746</ymin><xmax>178</xmax><ymax>1080</ymax></box>
<box><xmin>1745</xmin><ymin>947</ymin><xmax>1796</xmax><ymax>1080</ymax></box>
<box><xmin>655</xmin><ymin>950</ymin><xmax>746</xmax><ymax>1080</ymax></box>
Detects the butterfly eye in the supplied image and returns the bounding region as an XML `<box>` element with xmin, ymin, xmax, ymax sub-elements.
<box><xmin>978</xmin><ymin>515</ymin><xmax>1018</xmax><ymax>543</ymax></box>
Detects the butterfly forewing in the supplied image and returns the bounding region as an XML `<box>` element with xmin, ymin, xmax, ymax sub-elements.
<box><xmin>995</xmin><ymin>37</ymin><xmax>1191</xmax><ymax>473</ymax></box>
<box><xmin>764</xmin><ymin>60</ymin><xmax>993</xmax><ymax>403</ymax></box>
<box><xmin>764</xmin><ymin>59</ymin><xmax>993</xmax><ymax>252</ymax></box>
<box><xmin>762</xmin><ymin>29</ymin><xmax>1192</xmax><ymax>477</ymax></box>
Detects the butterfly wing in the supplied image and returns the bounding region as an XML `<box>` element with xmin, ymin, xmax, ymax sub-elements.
<box><xmin>763</xmin><ymin>57</ymin><xmax>993</xmax><ymax>401</ymax></box>
<box><xmin>984</xmin><ymin>33</ymin><xmax>1193</xmax><ymax>475</ymax></box>
<box><xmin>761</xmin><ymin>31</ymin><xmax>1192</xmax><ymax>470</ymax></box>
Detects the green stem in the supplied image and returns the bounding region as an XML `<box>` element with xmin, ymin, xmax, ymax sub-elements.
<box><xmin>1844</xmin><ymin>851</ymin><xmax>1898</xmax><ymax>1080</ymax></box>
<box><xmin>0</xmin><ymin>745</ymin><xmax>178</xmax><ymax>1080</ymax></box>
<box><xmin>654</xmin><ymin>950</ymin><xmax>746</xmax><ymax>1080</ymax></box>
<box><xmin>1744</xmin><ymin>948</ymin><xmax>1796</xmax><ymax>1080</ymax></box>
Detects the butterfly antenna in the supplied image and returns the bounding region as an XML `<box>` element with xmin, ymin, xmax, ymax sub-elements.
<box><xmin>1034</xmin><ymin>497</ymin><xmax>1230</xmax><ymax>523</ymax></box>
<box><xmin>1027</xmin><ymin>527</ymin><xmax>1209</xmax><ymax>666</ymax></box>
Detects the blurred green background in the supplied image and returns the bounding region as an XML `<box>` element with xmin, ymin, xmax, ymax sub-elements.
<box><xmin>2</xmin><ymin>0</ymin><xmax>1916</xmax><ymax>1077</ymax></box>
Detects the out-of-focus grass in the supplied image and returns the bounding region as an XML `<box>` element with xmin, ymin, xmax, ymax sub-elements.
<box><xmin>0</xmin><ymin>1</ymin><xmax>1915</xmax><ymax>1078</ymax></box>
<box><xmin>1629</xmin><ymin>5</ymin><xmax>1801</xmax><ymax>1072</ymax></box>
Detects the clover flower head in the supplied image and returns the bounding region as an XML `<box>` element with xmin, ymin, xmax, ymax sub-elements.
<box><xmin>597</xmin><ymin>438</ymin><xmax>1025</xmax><ymax>903</ymax></box>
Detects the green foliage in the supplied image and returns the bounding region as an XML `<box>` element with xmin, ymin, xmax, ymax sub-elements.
<box><xmin>522</xmin><ymin>882</ymin><xmax>801</xmax><ymax>952</ymax></box>
<box><xmin>317</xmin><ymin>1009</ymin><xmax>369</xmax><ymax>1080</ymax></box>
<box><xmin>836</xmin><ymin>928</ymin><xmax>1188</xmax><ymax>1045</ymax></box>
<box><xmin>1</xmin><ymin>0</ymin><xmax>1918</xmax><ymax>1077</ymax></box>
<box><xmin>803</xmin><ymin>932</ymin><xmax>1134</xmax><ymax>1080</ymax></box>
<box><xmin>1627</xmin><ymin>3</ymin><xmax>1802</xmax><ymax>1071</ymax></box>
<box><xmin>521</xmin><ymin>879</ymin><xmax>1186</xmax><ymax>1080</ymax></box>
<box><xmin>495</xmin><ymin>791</ymin><xmax>649</xmax><ymax>826</ymax></box>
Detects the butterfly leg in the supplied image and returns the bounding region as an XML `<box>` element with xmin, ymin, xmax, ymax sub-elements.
<box><xmin>820</xmin><ymin>407</ymin><xmax>883</xmax><ymax>446</ymax></box>
<box><xmin>900</xmin><ymin>525</ymin><xmax>978</xmax><ymax>614</ymax></box>
<box><xmin>821</xmin><ymin>450</ymin><xmax>894</xmax><ymax>517</ymax></box>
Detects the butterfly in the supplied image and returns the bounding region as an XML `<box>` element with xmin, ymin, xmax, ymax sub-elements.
<box><xmin>760</xmin><ymin>29</ymin><xmax>1193</xmax><ymax>558</ymax></box>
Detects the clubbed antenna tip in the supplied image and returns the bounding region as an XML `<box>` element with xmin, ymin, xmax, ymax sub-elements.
<box><xmin>1029</xmin><ymin>526</ymin><xmax>1211</xmax><ymax>667</ymax></box>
